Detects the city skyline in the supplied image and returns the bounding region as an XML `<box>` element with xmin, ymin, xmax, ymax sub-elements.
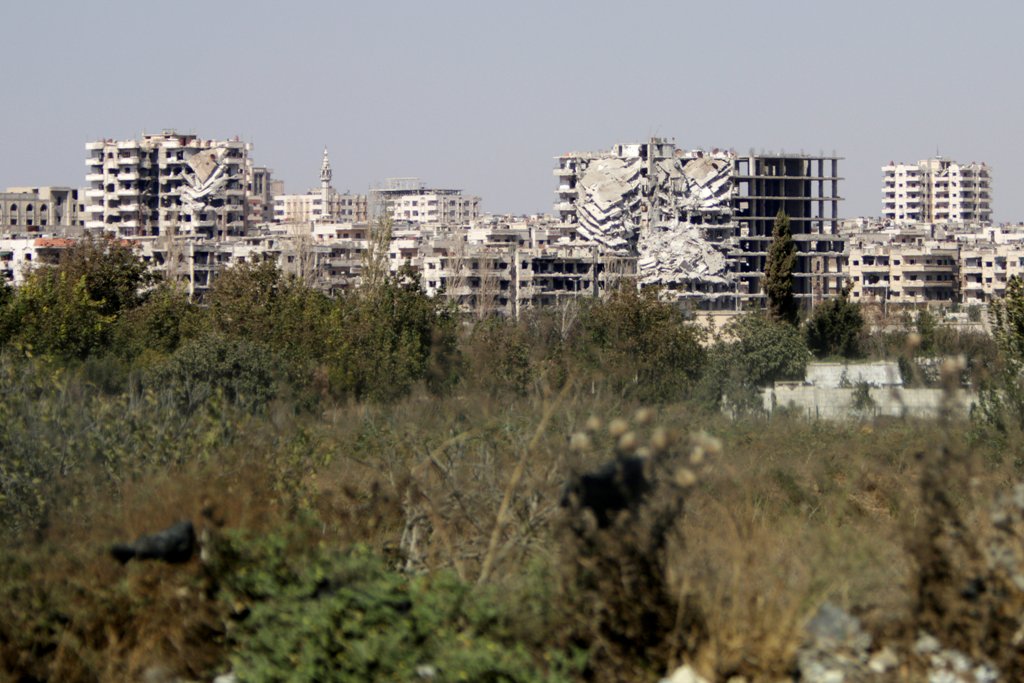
<box><xmin>2</xmin><ymin>1</ymin><xmax>1022</xmax><ymax>220</ymax></box>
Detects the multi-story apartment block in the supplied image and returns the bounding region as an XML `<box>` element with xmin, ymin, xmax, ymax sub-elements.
<box><xmin>272</xmin><ymin>149</ymin><xmax>368</xmax><ymax>224</ymax></box>
<box><xmin>273</xmin><ymin>192</ymin><xmax>367</xmax><ymax>224</ymax></box>
<box><xmin>959</xmin><ymin>244</ymin><xmax>1024</xmax><ymax>304</ymax></box>
<box><xmin>1</xmin><ymin>187</ymin><xmax>84</xmax><ymax>234</ymax></box>
<box><xmin>84</xmin><ymin>130</ymin><xmax>254</xmax><ymax>239</ymax></box>
<box><xmin>553</xmin><ymin>139</ymin><xmax>843</xmax><ymax>310</ymax></box>
<box><xmin>882</xmin><ymin>158</ymin><xmax>991</xmax><ymax>224</ymax></box>
<box><xmin>848</xmin><ymin>242</ymin><xmax>959</xmax><ymax>305</ymax></box>
<box><xmin>370</xmin><ymin>178</ymin><xmax>480</xmax><ymax>225</ymax></box>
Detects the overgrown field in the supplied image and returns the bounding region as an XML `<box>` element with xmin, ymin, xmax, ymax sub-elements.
<box><xmin>3</xmin><ymin>240</ymin><xmax>1024</xmax><ymax>682</ymax></box>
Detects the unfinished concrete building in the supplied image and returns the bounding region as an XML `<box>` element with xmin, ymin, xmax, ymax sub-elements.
<box><xmin>84</xmin><ymin>130</ymin><xmax>255</xmax><ymax>239</ymax></box>
<box><xmin>554</xmin><ymin>139</ymin><xmax>843</xmax><ymax>310</ymax></box>
<box><xmin>731</xmin><ymin>153</ymin><xmax>845</xmax><ymax>306</ymax></box>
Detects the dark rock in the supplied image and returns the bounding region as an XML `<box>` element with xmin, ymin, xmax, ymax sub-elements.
<box><xmin>111</xmin><ymin>520</ymin><xmax>196</xmax><ymax>564</ymax></box>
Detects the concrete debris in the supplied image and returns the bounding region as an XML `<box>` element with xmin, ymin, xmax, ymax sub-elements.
<box><xmin>576</xmin><ymin>156</ymin><xmax>643</xmax><ymax>249</ymax></box>
<box><xmin>796</xmin><ymin>602</ymin><xmax>874</xmax><ymax>683</ymax></box>
<box><xmin>182</xmin><ymin>146</ymin><xmax>232</xmax><ymax>208</ymax></box>
<box><xmin>914</xmin><ymin>634</ymin><xmax>999</xmax><ymax>683</ymax></box>
<box><xmin>567</xmin><ymin>143</ymin><xmax>735</xmax><ymax>290</ymax></box>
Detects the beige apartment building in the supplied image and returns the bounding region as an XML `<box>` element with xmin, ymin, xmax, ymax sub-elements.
<box><xmin>882</xmin><ymin>158</ymin><xmax>991</xmax><ymax>224</ymax></box>
<box><xmin>848</xmin><ymin>242</ymin><xmax>959</xmax><ymax>305</ymax></box>
<box><xmin>847</xmin><ymin>235</ymin><xmax>1024</xmax><ymax>306</ymax></box>
<box><xmin>273</xmin><ymin>192</ymin><xmax>367</xmax><ymax>224</ymax></box>
<box><xmin>1</xmin><ymin>187</ymin><xmax>84</xmax><ymax>234</ymax></box>
<box><xmin>959</xmin><ymin>244</ymin><xmax>1024</xmax><ymax>303</ymax></box>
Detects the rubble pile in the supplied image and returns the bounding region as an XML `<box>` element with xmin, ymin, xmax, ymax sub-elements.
<box><xmin>181</xmin><ymin>146</ymin><xmax>235</xmax><ymax>211</ymax></box>
<box><xmin>575</xmin><ymin>156</ymin><xmax>643</xmax><ymax>249</ymax></box>
<box><xmin>570</xmin><ymin>147</ymin><xmax>736</xmax><ymax>291</ymax></box>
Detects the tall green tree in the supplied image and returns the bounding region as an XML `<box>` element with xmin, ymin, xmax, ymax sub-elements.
<box><xmin>764</xmin><ymin>210</ymin><xmax>799</xmax><ymax>325</ymax></box>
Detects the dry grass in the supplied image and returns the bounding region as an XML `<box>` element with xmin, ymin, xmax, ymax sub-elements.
<box><xmin>3</xmin><ymin>387</ymin><xmax>1022</xmax><ymax>682</ymax></box>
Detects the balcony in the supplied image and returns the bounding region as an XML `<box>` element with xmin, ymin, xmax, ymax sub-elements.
<box><xmin>900</xmin><ymin>264</ymin><xmax>955</xmax><ymax>274</ymax></box>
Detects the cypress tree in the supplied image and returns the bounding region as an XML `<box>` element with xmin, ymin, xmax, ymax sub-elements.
<box><xmin>764</xmin><ymin>209</ymin><xmax>799</xmax><ymax>325</ymax></box>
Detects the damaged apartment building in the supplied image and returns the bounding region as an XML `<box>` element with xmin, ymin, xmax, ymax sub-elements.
<box><xmin>84</xmin><ymin>130</ymin><xmax>265</xmax><ymax>239</ymax></box>
<box><xmin>553</xmin><ymin>138</ymin><xmax>844</xmax><ymax>310</ymax></box>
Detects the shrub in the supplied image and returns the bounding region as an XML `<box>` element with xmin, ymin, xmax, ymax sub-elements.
<box><xmin>216</xmin><ymin>534</ymin><xmax>580</xmax><ymax>682</ymax></box>
<box><xmin>573</xmin><ymin>286</ymin><xmax>706</xmax><ymax>402</ymax></box>
<box><xmin>805</xmin><ymin>289</ymin><xmax>863</xmax><ymax>359</ymax></box>
<box><xmin>148</xmin><ymin>334</ymin><xmax>278</xmax><ymax>414</ymax></box>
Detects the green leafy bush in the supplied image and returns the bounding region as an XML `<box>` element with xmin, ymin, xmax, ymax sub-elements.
<box><xmin>574</xmin><ymin>286</ymin><xmax>706</xmax><ymax>402</ymax></box>
<box><xmin>216</xmin><ymin>533</ymin><xmax>580</xmax><ymax>682</ymax></box>
<box><xmin>805</xmin><ymin>289</ymin><xmax>863</xmax><ymax>359</ymax></box>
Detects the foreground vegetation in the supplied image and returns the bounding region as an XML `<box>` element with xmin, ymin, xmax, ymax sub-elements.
<box><xmin>2</xmin><ymin>239</ymin><xmax>1024</xmax><ymax>681</ymax></box>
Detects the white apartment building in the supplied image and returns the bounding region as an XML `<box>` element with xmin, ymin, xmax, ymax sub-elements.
<box><xmin>84</xmin><ymin>130</ymin><xmax>254</xmax><ymax>238</ymax></box>
<box><xmin>272</xmin><ymin>149</ymin><xmax>367</xmax><ymax>224</ymax></box>
<box><xmin>370</xmin><ymin>178</ymin><xmax>480</xmax><ymax>225</ymax></box>
<box><xmin>0</xmin><ymin>237</ymin><xmax>79</xmax><ymax>285</ymax></box>
<box><xmin>882</xmin><ymin>158</ymin><xmax>991</xmax><ymax>224</ymax></box>
<box><xmin>1</xmin><ymin>187</ymin><xmax>84</xmax><ymax>234</ymax></box>
<box><xmin>273</xmin><ymin>193</ymin><xmax>367</xmax><ymax>224</ymax></box>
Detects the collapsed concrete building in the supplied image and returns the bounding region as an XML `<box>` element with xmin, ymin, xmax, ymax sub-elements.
<box><xmin>554</xmin><ymin>138</ymin><xmax>845</xmax><ymax>310</ymax></box>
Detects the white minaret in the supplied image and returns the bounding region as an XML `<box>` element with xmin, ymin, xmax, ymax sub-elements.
<box><xmin>319</xmin><ymin>147</ymin><xmax>333</xmax><ymax>223</ymax></box>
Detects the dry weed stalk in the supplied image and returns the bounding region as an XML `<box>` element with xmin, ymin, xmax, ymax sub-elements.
<box><xmin>477</xmin><ymin>378</ymin><xmax>575</xmax><ymax>584</ymax></box>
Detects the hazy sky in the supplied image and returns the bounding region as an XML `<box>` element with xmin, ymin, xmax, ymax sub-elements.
<box><xmin>2</xmin><ymin>1</ymin><xmax>1022</xmax><ymax>221</ymax></box>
